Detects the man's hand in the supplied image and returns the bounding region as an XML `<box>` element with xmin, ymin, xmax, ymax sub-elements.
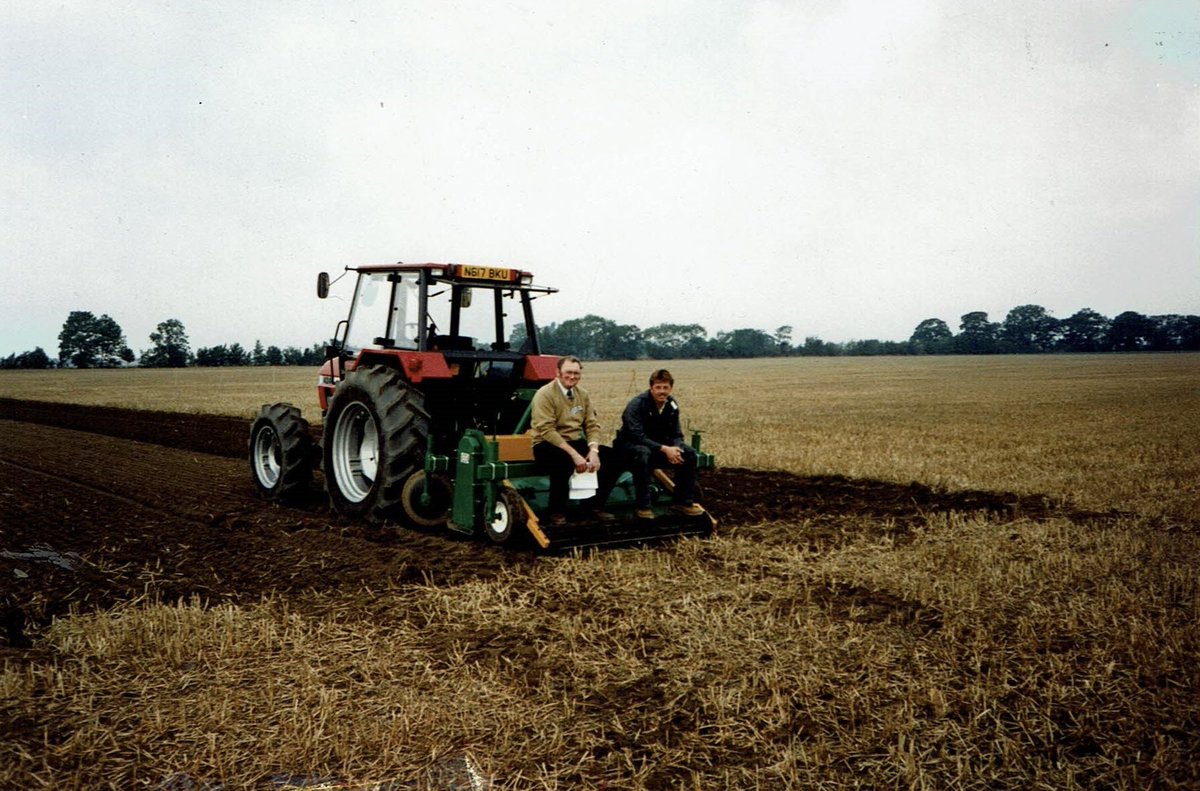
<box><xmin>568</xmin><ymin>448</ymin><xmax>589</xmax><ymax>473</ymax></box>
<box><xmin>586</xmin><ymin>447</ymin><xmax>601</xmax><ymax>472</ymax></box>
<box><xmin>661</xmin><ymin>445</ymin><xmax>684</xmax><ymax>465</ymax></box>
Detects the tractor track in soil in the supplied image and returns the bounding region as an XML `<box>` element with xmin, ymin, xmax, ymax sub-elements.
<box><xmin>0</xmin><ymin>397</ymin><xmax>1114</xmax><ymax>653</ymax></box>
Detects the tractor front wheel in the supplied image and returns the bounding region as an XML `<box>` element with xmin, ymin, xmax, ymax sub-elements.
<box><xmin>249</xmin><ymin>403</ymin><xmax>313</xmax><ymax>502</ymax></box>
<box><xmin>323</xmin><ymin>365</ymin><xmax>429</xmax><ymax>523</ymax></box>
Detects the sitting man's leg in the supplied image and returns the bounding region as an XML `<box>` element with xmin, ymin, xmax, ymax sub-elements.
<box><xmin>670</xmin><ymin>443</ymin><xmax>700</xmax><ymax>507</ymax></box>
<box><xmin>587</xmin><ymin>445</ymin><xmax>621</xmax><ymax>520</ymax></box>
<box><xmin>624</xmin><ymin>445</ymin><xmax>655</xmax><ymax>509</ymax></box>
<box><xmin>533</xmin><ymin>441</ymin><xmax>579</xmax><ymax>524</ymax></box>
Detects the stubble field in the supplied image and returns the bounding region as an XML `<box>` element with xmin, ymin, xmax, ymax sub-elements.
<box><xmin>1</xmin><ymin>354</ymin><xmax>1197</xmax><ymax>789</ymax></box>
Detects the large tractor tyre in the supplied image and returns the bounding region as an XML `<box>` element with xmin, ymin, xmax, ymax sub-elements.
<box><xmin>249</xmin><ymin>403</ymin><xmax>313</xmax><ymax>503</ymax></box>
<box><xmin>398</xmin><ymin>471</ymin><xmax>453</xmax><ymax>530</ymax></box>
<box><xmin>322</xmin><ymin>365</ymin><xmax>430</xmax><ymax>523</ymax></box>
<box><xmin>484</xmin><ymin>488</ymin><xmax>529</xmax><ymax>547</ymax></box>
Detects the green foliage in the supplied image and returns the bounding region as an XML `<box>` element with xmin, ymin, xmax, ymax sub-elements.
<box><xmin>194</xmin><ymin>341</ymin><xmax>324</xmax><ymax>366</ymax></box>
<box><xmin>1001</xmin><ymin>304</ymin><xmax>1061</xmax><ymax>353</ymax></box>
<box><xmin>909</xmin><ymin>318</ymin><xmax>955</xmax><ymax>354</ymax></box>
<box><xmin>251</xmin><ymin>340</ymin><xmax>267</xmax><ymax>366</ymax></box>
<box><xmin>774</xmin><ymin>325</ymin><xmax>794</xmax><ymax>354</ymax></box>
<box><xmin>139</xmin><ymin>319</ymin><xmax>193</xmax><ymax>368</ymax></box>
<box><xmin>0</xmin><ymin>347</ymin><xmax>53</xmax><ymax>369</ymax></box>
<box><xmin>1108</xmin><ymin>311</ymin><xmax>1157</xmax><ymax>351</ymax></box>
<box><xmin>956</xmin><ymin>311</ymin><xmax>1000</xmax><ymax>354</ymax></box>
<box><xmin>801</xmin><ymin>336</ymin><xmax>837</xmax><ymax>356</ymax></box>
<box><xmin>540</xmin><ymin>315</ymin><xmax>643</xmax><ymax>360</ymax></box>
<box><xmin>1059</xmin><ymin>308</ymin><xmax>1111</xmax><ymax>352</ymax></box>
<box><xmin>843</xmin><ymin>338</ymin><xmax>910</xmax><ymax>355</ymax></box>
<box><xmin>715</xmin><ymin>328</ymin><xmax>777</xmax><ymax>358</ymax></box>
<box><xmin>1151</xmin><ymin>314</ymin><xmax>1200</xmax><ymax>351</ymax></box>
<box><xmin>195</xmin><ymin>343</ymin><xmax>248</xmax><ymax>366</ymax></box>
<box><xmin>641</xmin><ymin>323</ymin><xmax>708</xmax><ymax>359</ymax></box>
<box><xmin>58</xmin><ymin>311</ymin><xmax>133</xmax><ymax>368</ymax></box>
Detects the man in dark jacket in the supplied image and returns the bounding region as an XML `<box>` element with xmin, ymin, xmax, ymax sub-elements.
<box><xmin>614</xmin><ymin>369</ymin><xmax>703</xmax><ymax>519</ymax></box>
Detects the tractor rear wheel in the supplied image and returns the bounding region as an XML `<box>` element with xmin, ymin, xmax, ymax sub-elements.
<box><xmin>249</xmin><ymin>403</ymin><xmax>313</xmax><ymax>502</ymax></box>
<box><xmin>484</xmin><ymin>488</ymin><xmax>528</xmax><ymax>546</ymax></box>
<box><xmin>398</xmin><ymin>471</ymin><xmax>453</xmax><ymax>529</ymax></box>
<box><xmin>323</xmin><ymin>365</ymin><xmax>429</xmax><ymax>523</ymax></box>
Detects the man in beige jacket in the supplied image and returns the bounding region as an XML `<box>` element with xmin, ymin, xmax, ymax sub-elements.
<box><xmin>530</xmin><ymin>355</ymin><xmax>619</xmax><ymax>526</ymax></box>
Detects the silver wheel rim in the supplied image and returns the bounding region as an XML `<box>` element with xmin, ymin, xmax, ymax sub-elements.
<box><xmin>488</xmin><ymin>498</ymin><xmax>511</xmax><ymax>539</ymax></box>
<box><xmin>331</xmin><ymin>402</ymin><xmax>378</xmax><ymax>503</ymax></box>
<box><xmin>252</xmin><ymin>426</ymin><xmax>281</xmax><ymax>488</ymax></box>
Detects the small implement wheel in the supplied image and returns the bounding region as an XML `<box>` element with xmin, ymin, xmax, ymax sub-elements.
<box><xmin>484</xmin><ymin>488</ymin><xmax>528</xmax><ymax>546</ymax></box>
<box><xmin>399</xmin><ymin>471</ymin><xmax>453</xmax><ymax>529</ymax></box>
<box><xmin>249</xmin><ymin>403</ymin><xmax>313</xmax><ymax>502</ymax></box>
<box><xmin>323</xmin><ymin>365</ymin><xmax>429</xmax><ymax>523</ymax></box>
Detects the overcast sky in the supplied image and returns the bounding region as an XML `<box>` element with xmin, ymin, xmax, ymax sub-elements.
<box><xmin>3</xmin><ymin>1</ymin><xmax>1198</xmax><ymax>357</ymax></box>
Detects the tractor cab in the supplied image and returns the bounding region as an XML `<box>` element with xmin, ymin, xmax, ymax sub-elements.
<box><xmin>316</xmin><ymin>263</ymin><xmax>560</xmax><ymax>452</ymax></box>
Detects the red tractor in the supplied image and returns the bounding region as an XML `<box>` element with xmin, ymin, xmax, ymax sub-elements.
<box><xmin>249</xmin><ymin>262</ymin><xmax>714</xmax><ymax>549</ymax></box>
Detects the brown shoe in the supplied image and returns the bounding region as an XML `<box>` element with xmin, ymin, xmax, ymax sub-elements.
<box><xmin>671</xmin><ymin>503</ymin><xmax>704</xmax><ymax>516</ymax></box>
<box><xmin>592</xmin><ymin>510</ymin><xmax>617</xmax><ymax>522</ymax></box>
<box><xmin>635</xmin><ymin>508</ymin><xmax>656</xmax><ymax>520</ymax></box>
<box><xmin>548</xmin><ymin>513</ymin><xmax>567</xmax><ymax>526</ymax></box>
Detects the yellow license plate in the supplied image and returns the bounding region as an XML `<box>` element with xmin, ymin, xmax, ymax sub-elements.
<box><xmin>458</xmin><ymin>265</ymin><xmax>513</xmax><ymax>282</ymax></box>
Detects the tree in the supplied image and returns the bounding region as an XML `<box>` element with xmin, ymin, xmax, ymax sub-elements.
<box><xmin>58</xmin><ymin>311</ymin><xmax>133</xmax><ymax>368</ymax></box>
<box><xmin>799</xmin><ymin>336</ymin><xmax>838</xmax><ymax>356</ymax></box>
<box><xmin>1149</xmin><ymin>314</ymin><xmax>1200</xmax><ymax>351</ymax></box>
<box><xmin>542</xmin><ymin>315</ymin><xmax>643</xmax><ymax>360</ymax></box>
<box><xmin>0</xmin><ymin>347</ymin><xmax>53</xmax><ymax>369</ymax></box>
<box><xmin>1001</xmin><ymin>305</ymin><xmax>1059</xmax><ymax>353</ymax></box>
<box><xmin>956</xmin><ymin>311</ymin><xmax>999</xmax><ymax>354</ymax></box>
<box><xmin>227</xmin><ymin>343</ymin><xmax>249</xmax><ymax>365</ymax></box>
<box><xmin>282</xmin><ymin>346</ymin><xmax>308</xmax><ymax>365</ymax></box>
<box><xmin>1057</xmin><ymin>308</ymin><xmax>1110</xmax><ymax>352</ymax></box>
<box><xmin>1108</xmin><ymin>311</ymin><xmax>1156</xmax><ymax>351</ymax></box>
<box><xmin>642</xmin><ymin>323</ymin><xmax>708</xmax><ymax>359</ymax></box>
<box><xmin>194</xmin><ymin>345</ymin><xmax>224</xmax><ymax>366</ymax></box>
<box><xmin>715</xmin><ymin>328</ymin><xmax>777</xmax><ymax>358</ymax></box>
<box><xmin>139</xmin><ymin>318</ymin><xmax>192</xmax><ymax>367</ymax></box>
<box><xmin>265</xmin><ymin>345</ymin><xmax>284</xmax><ymax>365</ymax></box>
<box><xmin>195</xmin><ymin>343</ymin><xmax>250</xmax><ymax>366</ymax></box>
<box><xmin>252</xmin><ymin>340</ymin><xmax>267</xmax><ymax>366</ymax></box>
<box><xmin>909</xmin><ymin>318</ymin><xmax>954</xmax><ymax>354</ymax></box>
<box><xmin>845</xmin><ymin>339</ymin><xmax>908</xmax><ymax>355</ymax></box>
<box><xmin>774</xmin><ymin>325</ymin><xmax>794</xmax><ymax>355</ymax></box>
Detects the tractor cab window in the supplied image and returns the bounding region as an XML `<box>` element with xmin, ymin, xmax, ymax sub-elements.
<box><xmin>425</xmin><ymin>281</ymin><xmax>517</xmax><ymax>353</ymax></box>
<box><xmin>344</xmin><ymin>272</ymin><xmax>420</xmax><ymax>351</ymax></box>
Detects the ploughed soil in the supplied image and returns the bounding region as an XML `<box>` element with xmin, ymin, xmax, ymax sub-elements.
<box><xmin>0</xmin><ymin>397</ymin><xmax>1110</xmax><ymax>652</ymax></box>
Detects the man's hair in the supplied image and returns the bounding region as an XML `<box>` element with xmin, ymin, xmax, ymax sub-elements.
<box><xmin>649</xmin><ymin>368</ymin><xmax>674</xmax><ymax>387</ymax></box>
<box><xmin>558</xmin><ymin>355</ymin><xmax>583</xmax><ymax>371</ymax></box>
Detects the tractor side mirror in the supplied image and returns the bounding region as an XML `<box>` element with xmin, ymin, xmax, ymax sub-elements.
<box><xmin>460</xmin><ymin>287</ymin><xmax>472</xmax><ymax>308</ymax></box>
<box><xmin>317</xmin><ymin>272</ymin><xmax>330</xmax><ymax>299</ymax></box>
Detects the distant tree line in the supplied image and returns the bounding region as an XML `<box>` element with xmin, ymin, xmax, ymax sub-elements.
<box><xmin>525</xmin><ymin>306</ymin><xmax>1200</xmax><ymax>359</ymax></box>
<box><xmin>2</xmin><ymin>313</ymin><xmax>327</xmax><ymax>370</ymax></box>
<box><xmin>192</xmin><ymin>341</ymin><xmax>327</xmax><ymax>367</ymax></box>
<box><xmin>3</xmin><ymin>305</ymin><xmax>1197</xmax><ymax>370</ymax></box>
<box><xmin>907</xmin><ymin>306</ymin><xmax>1200</xmax><ymax>355</ymax></box>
